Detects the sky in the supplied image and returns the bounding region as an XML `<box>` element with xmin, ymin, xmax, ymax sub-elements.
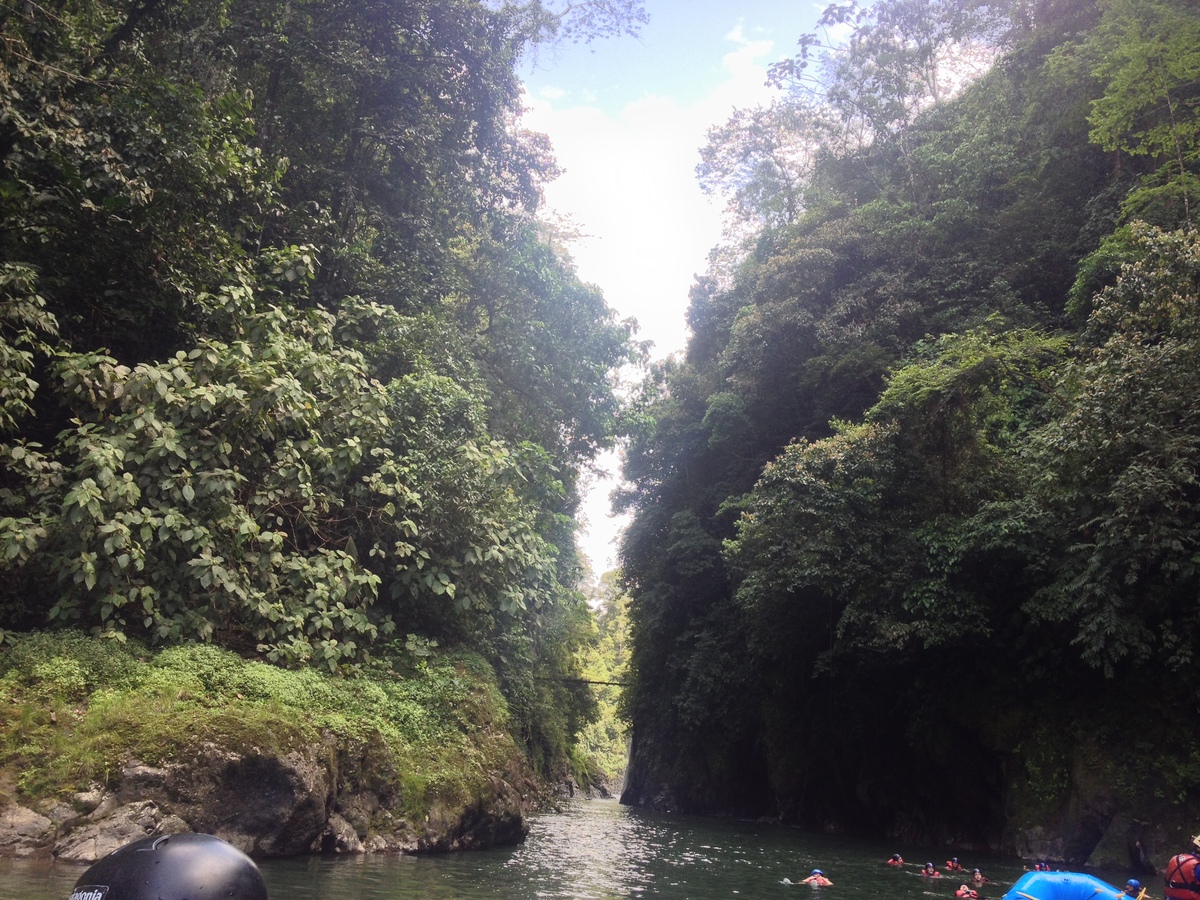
<box><xmin>519</xmin><ymin>2</ymin><xmax>825</xmax><ymax>575</ymax></box>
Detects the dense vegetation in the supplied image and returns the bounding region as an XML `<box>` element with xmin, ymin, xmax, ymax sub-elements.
<box><xmin>575</xmin><ymin>571</ymin><xmax>630</xmax><ymax>788</ymax></box>
<box><xmin>0</xmin><ymin>630</ymin><xmax>514</xmax><ymax>820</ymax></box>
<box><xmin>618</xmin><ymin>0</ymin><xmax>1200</xmax><ymax>849</ymax></box>
<box><xmin>0</xmin><ymin>0</ymin><xmax>648</xmax><ymax>782</ymax></box>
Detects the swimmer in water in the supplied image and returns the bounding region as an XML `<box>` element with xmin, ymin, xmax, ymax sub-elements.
<box><xmin>800</xmin><ymin>868</ymin><xmax>834</xmax><ymax>886</ymax></box>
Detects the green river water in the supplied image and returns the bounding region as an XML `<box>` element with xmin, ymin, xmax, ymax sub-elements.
<box><xmin>0</xmin><ymin>799</ymin><xmax>1138</xmax><ymax>899</ymax></box>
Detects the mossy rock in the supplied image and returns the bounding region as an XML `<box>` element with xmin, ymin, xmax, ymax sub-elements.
<box><xmin>0</xmin><ymin>632</ymin><xmax>536</xmax><ymax>859</ymax></box>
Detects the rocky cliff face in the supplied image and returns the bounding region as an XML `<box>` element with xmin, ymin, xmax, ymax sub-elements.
<box><xmin>620</xmin><ymin>722</ymin><xmax>1199</xmax><ymax>875</ymax></box>
<box><xmin>1004</xmin><ymin>733</ymin><xmax>1195</xmax><ymax>876</ymax></box>
<box><xmin>0</xmin><ymin>736</ymin><xmax>534</xmax><ymax>862</ymax></box>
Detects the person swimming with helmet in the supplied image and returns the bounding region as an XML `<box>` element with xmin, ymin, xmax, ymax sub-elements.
<box><xmin>801</xmin><ymin>868</ymin><xmax>834</xmax><ymax>886</ymax></box>
<box><xmin>921</xmin><ymin>861</ymin><xmax>942</xmax><ymax>877</ymax></box>
<box><xmin>1124</xmin><ymin>878</ymin><xmax>1147</xmax><ymax>899</ymax></box>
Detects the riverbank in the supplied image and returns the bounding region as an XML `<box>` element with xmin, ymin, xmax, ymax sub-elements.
<box><xmin>0</xmin><ymin>631</ymin><xmax>539</xmax><ymax>861</ymax></box>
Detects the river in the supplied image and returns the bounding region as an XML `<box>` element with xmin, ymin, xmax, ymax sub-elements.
<box><xmin>0</xmin><ymin>799</ymin><xmax>1136</xmax><ymax>899</ymax></box>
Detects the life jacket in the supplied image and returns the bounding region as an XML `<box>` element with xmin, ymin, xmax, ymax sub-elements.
<box><xmin>1165</xmin><ymin>852</ymin><xmax>1200</xmax><ymax>900</ymax></box>
<box><xmin>947</xmin><ymin>861</ymin><xmax>964</xmax><ymax>871</ymax></box>
<box><xmin>956</xmin><ymin>889</ymin><xmax>978</xmax><ymax>899</ymax></box>
<box><xmin>888</xmin><ymin>859</ymin><xmax>903</xmax><ymax>866</ymax></box>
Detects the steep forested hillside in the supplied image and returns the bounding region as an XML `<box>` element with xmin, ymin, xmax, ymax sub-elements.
<box><xmin>576</xmin><ymin>571</ymin><xmax>631</xmax><ymax>788</ymax></box>
<box><xmin>0</xmin><ymin>0</ymin><xmax>645</xmax><ymax>776</ymax></box>
<box><xmin>618</xmin><ymin>0</ymin><xmax>1200</xmax><ymax>861</ymax></box>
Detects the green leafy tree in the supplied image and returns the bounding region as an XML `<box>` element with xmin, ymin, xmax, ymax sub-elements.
<box><xmin>2</xmin><ymin>274</ymin><xmax>406</xmax><ymax>667</ymax></box>
<box><xmin>1081</xmin><ymin>0</ymin><xmax>1200</xmax><ymax>226</ymax></box>
<box><xmin>698</xmin><ymin>100</ymin><xmax>838</xmax><ymax>237</ymax></box>
<box><xmin>617</xmin><ymin>0</ymin><xmax>1159</xmax><ymax>830</ymax></box>
<box><xmin>1020</xmin><ymin>225</ymin><xmax>1200</xmax><ymax>675</ymax></box>
<box><xmin>576</xmin><ymin>571</ymin><xmax>631</xmax><ymax>781</ymax></box>
<box><xmin>0</xmin><ymin>0</ymin><xmax>647</xmax><ymax>793</ymax></box>
<box><xmin>0</xmin><ymin>265</ymin><xmax>57</xmax><ymax>435</ymax></box>
<box><xmin>726</xmin><ymin>325</ymin><xmax>1065</xmax><ymax>661</ymax></box>
<box><xmin>514</xmin><ymin>0</ymin><xmax>649</xmax><ymax>46</ymax></box>
<box><xmin>769</xmin><ymin>0</ymin><xmax>1009</xmax><ymax>203</ymax></box>
<box><xmin>0</xmin><ymin>0</ymin><xmax>280</xmax><ymax>365</ymax></box>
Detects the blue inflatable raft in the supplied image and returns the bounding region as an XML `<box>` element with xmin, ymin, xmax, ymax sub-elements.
<box><xmin>1000</xmin><ymin>871</ymin><xmax>1127</xmax><ymax>900</ymax></box>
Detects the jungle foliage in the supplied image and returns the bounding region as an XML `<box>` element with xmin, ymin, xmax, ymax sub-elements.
<box><xmin>0</xmin><ymin>0</ymin><xmax>645</xmax><ymax>776</ymax></box>
<box><xmin>0</xmin><ymin>629</ymin><xmax>517</xmax><ymax>818</ymax></box>
<box><xmin>575</xmin><ymin>571</ymin><xmax>630</xmax><ymax>785</ymax></box>
<box><xmin>619</xmin><ymin>0</ymin><xmax>1200</xmax><ymax>839</ymax></box>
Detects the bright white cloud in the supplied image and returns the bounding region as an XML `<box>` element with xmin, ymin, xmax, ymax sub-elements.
<box><xmin>720</xmin><ymin>25</ymin><xmax>777</xmax><ymax>96</ymax></box>
<box><xmin>523</xmin><ymin>28</ymin><xmax>783</xmax><ymax>573</ymax></box>
<box><xmin>524</xmin><ymin>31</ymin><xmax>779</xmax><ymax>360</ymax></box>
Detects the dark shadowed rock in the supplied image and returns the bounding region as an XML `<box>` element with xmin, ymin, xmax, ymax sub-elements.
<box><xmin>419</xmin><ymin>775</ymin><xmax>527</xmax><ymax>852</ymax></box>
<box><xmin>312</xmin><ymin>812</ymin><xmax>363</xmax><ymax>853</ymax></box>
<box><xmin>119</xmin><ymin>749</ymin><xmax>331</xmax><ymax>856</ymax></box>
<box><xmin>31</xmin><ymin>735</ymin><xmax>532</xmax><ymax>862</ymax></box>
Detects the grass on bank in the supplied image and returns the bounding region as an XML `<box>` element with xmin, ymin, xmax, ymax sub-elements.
<box><xmin>0</xmin><ymin>630</ymin><xmax>520</xmax><ymax>819</ymax></box>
